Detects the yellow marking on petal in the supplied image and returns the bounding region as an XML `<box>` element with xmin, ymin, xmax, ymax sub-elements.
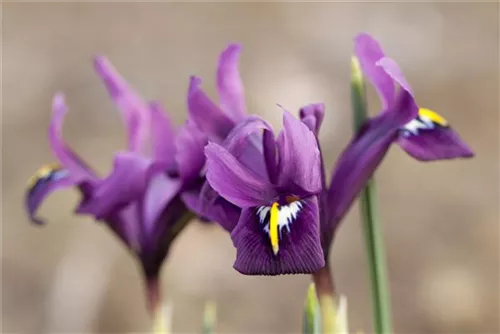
<box><xmin>269</xmin><ymin>202</ymin><xmax>280</xmax><ymax>255</ymax></box>
<box><xmin>419</xmin><ymin>108</ymin><xmax>448</xmax><ymax>126</ymax></box>
<box><xmin>26</xmin><ymin>163</ymin><xmax>61</xmax><ymax>188</ymax></box>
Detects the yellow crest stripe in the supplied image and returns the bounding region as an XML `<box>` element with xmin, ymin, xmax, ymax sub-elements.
<box><xmin>26</xmin><ymin>163</ymin><xmax>62</xmax><ymax>189</ymax></box>
<box><xmin>269</xmin><ymin>202</ymin><xmax>280</xmax><ymax>255</ymax></box>
<box><xmin>418</xmin><ymin>108</ymin><xmax>448</xmax><ymax>126</ymax></box>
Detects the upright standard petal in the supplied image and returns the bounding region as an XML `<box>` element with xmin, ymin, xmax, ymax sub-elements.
<box><xmin>398</xmin><ymin>108</ymin><xmax>474</xmax><ymax>160</ymax></box>
<box><xmin>187</xmin><ymin>76</ymin><xmax>235</xmax><ymax>142</ymax></box>
<box><xmin>276</xmin><ymin>111</ymin><xmax>322</xmax><ymax>196</ymax></box>
<box><xmin>377</xmin><ymin>57</ymin><xmax>413</xmax><ymax>96</ymax></box>
<box><xmin>231</xmin><ymin>197</ymin><xmax>324</xmax><ymax>275</ymax></box>
<box><xmin>175</xmin><ymin>120</ymin><xmax>207</xmax><ymax>183</ymax></box>
<box><xmin>49</xmin><ymin>94</ymin><xmax>96</xmax><ymax>183</ymax></box>
<box><xmin>222</xmin><ymin>116</ymin><xmax>273</xmax><ymax>180</ymax></box>
<box><xmin>217</xmin><ymin>43</ymin><xmax>246</xmax><ymax>122</ymax></box>
<box><xmin>325</xmin><ymin>89</ymin><xmax>419</xmax><ymax>250</ymax></box>
<box><xmin>93</xmin><ymin>56</ymin><xmax>150</xmax><ymax>153</ymax></box>
<box><xmin>25</xmin><ymin>164</ymin><xmax>74</xmax><ymax>225</ymax></box>
<box><xmin>149</xmin><ymin>102</ymin><xmax>177</xmax><ymax>168</ymax></box>
<box><xmin>299</xmin><ymin>103</ymin><xmax>325</xmax><ymax>136</ymax></box>
<box><xmin>354</xmin><ymin>33</ymin><xmax>395</xmax><ymax>109</ymax></box>
<box><xmin>205</xmin><ymin>142</ymin><xmax>276</xmax><ymax>208</ymax></box>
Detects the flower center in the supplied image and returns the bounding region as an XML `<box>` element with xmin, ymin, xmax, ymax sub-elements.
<box><xmin>256</xmin><ymin>196</ymin><xmax>304</xmax><ymax>255</ymax></box>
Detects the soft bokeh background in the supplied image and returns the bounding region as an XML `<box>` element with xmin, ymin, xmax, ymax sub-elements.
<box><xmin>2</xmin><ymin>2</ymin><xmax>499</xmax><ymax>333</ymax></box>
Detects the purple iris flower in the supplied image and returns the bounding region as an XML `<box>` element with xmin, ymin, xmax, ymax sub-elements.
<box><xmin>25</xmin><ymin>57</ymin><xmax>206</xmax><ymax>308</ymax></box>
<box><xmin>205</xmin><ymin>113</ymin><xmax>325</xmax><ymax>275</ymax></box>
<box><xmin>354</xmin><ymin>33</ymin><xmax>474</xmax><ymax>161</ymax></box>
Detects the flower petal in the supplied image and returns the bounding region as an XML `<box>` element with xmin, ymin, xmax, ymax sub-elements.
<box><xmin>299</xmin><ymin>103</ymin><xmax>325</xmax><ymax>136</ymax></box>
<box><xmin>398</xmin><ymin>125</ymin><xmax>474</xmax><ymax>161</ymax></box>
<box><xmin>222</xmin><ymin>116</ymin><xmax>273</xmax><ymax>180</ymax></box>
<box><xmin>354</xmin><ymin>33</ymin><xmax>395</xmax><ymax>109</ymax></box>
<box><xmin>325</xmin><ymin>88</ymin><xmax>419</xmax><ymax>242</ymax></box>
<box><xmin>93</xmin><ymin>56</ymin><xmax>150</xmax><ymax>152</ymax></box>
<box><xmin>230</xmin><ymin>196</ymin><xmax>324</xmax><ymax>275</ymax></box>
<box><xmin>77</xmin><ymin>151</ymin><xmax>153</xmax><ymax>220</ymax></box>
<box><xmin>175</xmin><ymin>120</ymin><xmax>208</xmax><ymax>183</ymax></box>
<box><xmin>205</xmin><ymin>142</ymin><xmax>276</xmax><ymax>208</ymax></box>
<box><xmin>277</xmin><ymin>111</ymin><xmax>322</xmax><ymax>196</ymax></box>
<box><xmin>187</xmin><ymin>76</ymin><xmax>235</xmax><ymax>142</ymax></box>
<box><xmin>150</xmin><ymin>102</ymin><xmax>177</xmax><ymax>168</ymax></box>
<box><xmin>142</xmin><ymin>173</ymin><xmax>183</xmax><ymax>236</ymax></box>
<box><xmin>377</xmin><ymin>57</ymin><xmax>413</xmax><ymax>96</ymax></box>
<box><xmin>50</xmin><ymin>94</ymin><xmax>96</xmax><ymax>183</ymax></box>
<box><xmin>217</xmin><ymin>43</ymin><xmax>246</xmax><ymax>122</ymax></box>
<box><xmin>25</xmin><ymin>164</ymin><xmax>74</xmax><ymax>225</ymax></box>
<box><xmin>182</xmin><ymin>187</ymin><xmax>241</xmax><ymax>232</ymax></box>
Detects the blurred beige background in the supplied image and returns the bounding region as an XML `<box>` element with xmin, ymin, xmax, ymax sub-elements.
<box><xmin>2</xmin><ymin>2</ymin><xmax>499</xmax><ymax>333</ymax></box>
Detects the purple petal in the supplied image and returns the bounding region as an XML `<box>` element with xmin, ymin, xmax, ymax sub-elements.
<box><xmin>49</xmin><ymin>94</ymin><xmax>96</xmax><ymax>183</ymax></box>
<box><xmin>354</xmin><ymin>33</ymin><xmax>395</xmax><ymax>109</ymax></box>
<box><xmin>276</xmin><ymin>111</ymin><xmax>322</xmax><ymax>196</ymax></box>
<box><xmin>205</xmin><ymin>142</ymin><xmax>276</xmax><ymax>208</ymax></box>
<box><xmin>377</xmin><ymin>57</ymin><xmax>413</xmax><ymax>96</ymax></box>
<box><xmin>231</xmin><ymin>196</ymin><xmax>324</xmax><ymax>275</ymax></box>
<box><xmin>222</xmin><ymin>116</ymin><xmax>273</xmax><ymax>180</ymax></box>
<box><xmin>182</xmin><ymin>187</ymin><xmax>241</xmax><ymax>232</ymax></box>
<box><xmin>299</xmin><ymin>103</ymin><xmax>325</xmax><ymax>136</ymax></box>
<box><xmin>217</xmin><ymin>44</ymin><xmax>246</xmax><ymax>122</ymax></box>
<box><xmin>398</xmin><ymin>126</ymin><xmax>474</xmax><ymax>161</ymax></box>
<box><xmin>93</xmin><ymin>56</ymin><xmax>150</xmax><ymax>153</ymax></box>
<box><xmin>175</xmin><ymin>120</ymin><xmax>208</xmax><ymax>183</ymax></box>
<box><xmin>325</xmin><ymin>89</ymin><xmax>419</xmax><ymax>242</ymax></box>
<box><xmin>149</xmin><ymin>102</ymin><xmax>176</xmax><ymax>168</ymax></box>
<box><xmin>142</xmin><ymin>173</ymin><xmax>183</xmax><ymax>236</ymax></box>
<box><xmin>77</xmin><ymin>151</ymin><xmax>153</xmax><ymax>220</ymax></box>
<box><xmin>263</xmin><ymin>129</ymin><xmax>279</xmax><ymax>185</ymax></box>
<box><xmin>187</xmin><ymin>76</ymin><xmax>235</xmax><ymax>142</ymax></box>
<box><xmin>25</xmin><ymin>164</ymin><xmax>74</xmax><ymax>225</ymax></box>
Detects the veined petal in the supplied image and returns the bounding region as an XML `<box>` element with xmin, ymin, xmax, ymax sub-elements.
<box><xmin>49</xmin><ymin>94</ymin><xmax>96</xmax><ymax>183</ymax></box>
<box><xmin>277</xmin><ymin>111</ymin><xmax>322</xmax><ymax>196</ymax></box>
<box><xmin>326</xmin><ymin>89</ymin><xmax>419</xmax><ymax>242</ymax></box>
<box><xmin>205</xmin><ymin>142</ymin><xmax>276</xmax><ymax>208</ymax></box>
<box><xmin>299</xmin><ymin>103</ymin><xmax>325</xmax><ymax>136</ymax></box>
<box><xmin>398</xmin><ymin>108</ymin><xmax>474</xmax><ymax>160</ymax></box>
<box><xmin>77</xmin><ymin>151</ymin><xmax>153</xmax><ymax>220</ymax></box>
<box><xmin>150</xmin><ymin>102</ymin><xmax>176</xmax><ymax>168</ymax></box>
<box><xmin>217</xmin><ymin>43</ymin><xmax>246</xmax><ymax>122</ymax></box>
<box><xmin>354</xmin><ymin>33</ymin><xmax>395</xmax><ymax>109</ymax></box>
<box><xmin>175</xmin><ymin>120</ymin><xmax>207</xmax><ymax>183</ymax></box>
<box><xmin>93</xmin><ymin>56</ymin><xmax>150</xmax><ymax>153</ymax></box>
<box><xmin>25</xmin><ymin>164</ymin><xmax>74</xmax><ymax>225</ymax></box>
<box><xmin>231</xmin><ymin>196</ymin><xmax>324</xmax><ymax>275</ymax></box>
<box><xmin>187</xmin><ymin>76</ymin><xmax>235</xmax><ymax>142</ymax></box>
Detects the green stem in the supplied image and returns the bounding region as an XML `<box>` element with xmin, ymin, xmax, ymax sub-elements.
<box><xmin>350</xmin><ymin>57</ymin><xmax>392</xmax><ymax>334</ymax></box>
<box><xmin>312</xmin><ymin>265</ymin><xmax>336</xmax><ymax>334</ymax></box>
